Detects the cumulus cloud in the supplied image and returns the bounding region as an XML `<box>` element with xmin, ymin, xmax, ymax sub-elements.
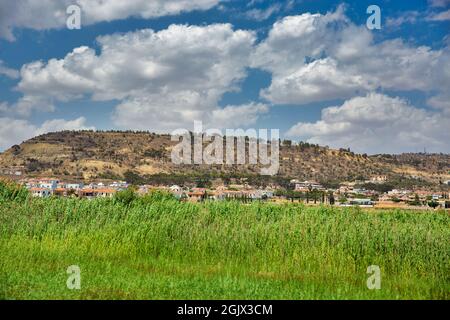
<box><xmin>3</xmin><ymin>6</ymin><xmax>449</xmax><ymax>155</ymax></box>
<box><xmin>259</xmin><ymin>57</ymin><xmax>370</xmax><ymax>104</ymax></box>
<box><xmin>36</xmin><ymin>117</ymin><xmax>94</xmax><ymax>135</ymax></box>
<box><xmin>209</xmin><ymin>103</ymin><xmax>269</xmax><ymax>128</ymax></box>
<box><xmin>251</xmin><ymin>8</ymin><xmax>450</xmax><ymax>105</ymax></box>
<box><xmin>0</xmin><ymin>96</ymin><xmax>55</xmax><ymax>117</ymax></box>
<box><xmin>15</xmin><ymin>24</ymin><xmax>262</xmax><ymax>130</ymax></box>
<box><xmin>113</xmin><ymin>99</ymin><xmax>269</xmax><ymax>132</ymax></box>
<box><xmin>286</xmin><ymin>93</ymin><xmax>450</xmax><ymax>154</ymax></box>
<box><xmin>0</xmin><ymin>116</ymin><xmax>93</xmax><ymax>151</ymax></box>
<box><xmin>427</xmin><ymin>93</ymin><xmax>450</xmax><ymax>115</ymax></box>
<box><xmin>0</xmin><ymin>0</ymin><xmax>221</xmax><ymax>40</ymax></box>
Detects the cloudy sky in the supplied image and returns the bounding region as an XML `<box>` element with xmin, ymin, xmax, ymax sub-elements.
<box><xmin>0</xmin><ymin>0</ymin><xmax>449</xmax><ymax>154</ymax></box>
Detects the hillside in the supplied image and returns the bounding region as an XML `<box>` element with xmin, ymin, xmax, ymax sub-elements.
<box><xmin>0</xmin><ymin>131</ymin><xmax>449</xmax><ymax>187</ymax></box>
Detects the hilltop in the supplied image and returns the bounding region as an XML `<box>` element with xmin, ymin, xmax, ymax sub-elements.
<box><xmin>0</xmin><ymin>131</ymin><xmax>449</xmax><ymax>188</ymax></box>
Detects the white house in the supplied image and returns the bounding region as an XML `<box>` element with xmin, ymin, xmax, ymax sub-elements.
<box><xmin>38</xmin><ymin>179</ymin><xmax>59</xmax><ymax>190</ymax></box>
<box><xmin>170</xmin><ymin>185</ymin><xmax>183</xmax><ymax>198</ymax></box>
<box><xmin>293</xmin><ymin>181</ymin><xmax>324</xmax><ymax>191</ymax></box>
<box><xmin>65</xmin><ymin>183</ymin><xmax>84</xmax><ymax>190</ymax></box>
<box><xmin>30</xmin><ymin>188</ymin><xmax>52</xmax><ymax>198</ymax></box>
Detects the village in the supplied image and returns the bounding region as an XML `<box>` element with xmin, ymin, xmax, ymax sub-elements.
<box><xmin>19</xmin><ymin>175</ymin><xmax>450</xmax><ymax>210</ymax></box>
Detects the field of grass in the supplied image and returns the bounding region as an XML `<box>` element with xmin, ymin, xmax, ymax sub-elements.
<box><xmin>0</xmin><ymin>182</ymin><xmax>449</xmax><ymax>300</ymax></box>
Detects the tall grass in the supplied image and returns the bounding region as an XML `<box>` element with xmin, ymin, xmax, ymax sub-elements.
<box><xmin>0</xmin><ymin>179</ymin><xmax>29</xmax><ymax>204</ymax></box>
<box><xmin>0</xmin><ymin>193</ymin><xmax>449</xmax><ymax>299</ymax></box>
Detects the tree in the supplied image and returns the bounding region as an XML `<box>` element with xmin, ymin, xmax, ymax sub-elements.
<box><xmin>311</xmin><ymin>189</ymin><xmax>320</xmax><ymax>204</ymax></box>
<box><xmin>275</xmin><ymin>189</ymin><xmax>287</xmax><ymax>197</ymax></box>
<box><xmin>11</xmin><ymin>145</ymin><xmax>21</xmax><ymax>155</ymax></box>
<box><xmin>428</xmin><ymin>200</ymin><xmax>439</xmax><ymax>209</ymax></box>
<box><xmin>328</xmin><ymin>191</ymin><xmax>335</xmax><ymax>205</ymax></box>
<box><xmin>113</xmin><ymin>188</ymin><xmax>137</xmax><ymax>206</ymax></box>
<box><xmin>195</xmin><ymin>177</ymin><xmax>211</xmax><ymax>188</ymax></box>
<box><xmin>338</xmin><ymin>196</ymin><xmax>347</xmax><ymax>204</ymax></box>
<box><xmin>392</xmin><ymin>197</ymin><xmax>401</xmax><ymax>203</ymax></box>
<box><xmin>361</xmin><ymin>183</ymin><xmax>394</xmax><ymax>193</ymax></box>
<box><xmin>123</xmin><ymin>171</ymin><xmax>144</xmax><ymax>185</ymax></box>
<box><xmin>410</xmin><ymin>194</ymin><xmax>421</xmax><ymax>206</ymax></box>
<box><xmin>282</xmin><ymin>140</ymin><xmax>292</xmax><ymax>147</ymax></box>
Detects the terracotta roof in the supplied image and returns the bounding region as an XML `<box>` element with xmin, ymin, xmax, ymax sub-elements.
<box><xmin>79</xmin><ymin>189</ymin><xmax>95</xmax><ymax>193</ymax></box>
<box><xmin>188</xmin><ymin>192</ymin><xmax>205</xmax><ymax>196</ymax></box>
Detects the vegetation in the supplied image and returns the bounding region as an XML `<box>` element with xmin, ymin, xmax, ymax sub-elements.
<box><xmin>409</xmin><ymin>194</ymin><xmax>422</xmax><ymax>206</ymax></box>
<box><xmin>0</xmin><ymin>184</ymin><xmax>448</xmax><ymax>300</ymax></box>
<box><xmin>358</xmin><ymin>183</ymin><xmax>395</xmax><ymax>193</ymax></box>
<box><xmin>1</xmin><ymin>131</ymin><xmax>449</xmax><ymax>188</ymax></box>
<box><xmin>428</xmin><ymin>200</ymin><xmax>440</xmax><ymax>209</ymax></box>
<box><xmin>0</xmin><ymin>179</ymin><xmax>29</xmax><ymax>203</ymax></box>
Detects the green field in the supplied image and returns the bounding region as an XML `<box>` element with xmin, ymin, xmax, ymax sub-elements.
<box><xmin>0</xmin><ymin>183</ymin><xmax>449</xmax><ymax>300</ymax></box>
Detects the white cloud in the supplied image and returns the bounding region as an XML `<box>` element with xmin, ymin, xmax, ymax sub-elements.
<box><xmin>252</xmin><ymin>8</ymin><xmax>450</xmax><ymax>105</ymax></box>
<box><xmin>36</xmin><ymin>117</ymin><xmax>94</xmax><ymax>135</ymax></box>
<box><xmin>251</xmin><ymin>7</ymin><xmax>348</xmax><ymax>77</ymax></box>
<box><xmin>286</xmin><ymin>93</ymin><xmax>450</xmax><ymax>154</ymax></box>
<box><xmin>209</xmin><ymin>103</ymin><xmax>269</xmax><ymax>128</ymax></box>
<box><xmin>0</xmin><ymin>96</ymin><xmax>55</xmax><ymax>117</ymax></box>
<box><xmin>0</xmin><ymin>0</ymin><xmax>221</xmax><ymax>40</ymax></box>
<box><xmin>245</xmin><ymin>4</ymin><xmax>282</xmax><ymax>21</ymax></box>
<box><xmin>384</xmin><ymin>6</ymin><xmax>450</xmax><ymax>26</ymax></box>
<box><xmin>428</xmin><ymin>0</ymin><xmax>450</xmax><ymax>8</ymax></box>
<box><xmin>385</xmin><ymin>9</ymin><xmax>450</xmax><ymax>27</ymax></box>
<box><xmin>260</xmin><ymin>57</ymin><xmax>370</xmax><ymax>104</ymax></box>
<box><xmin>3</xmin><ymin>7</ymin><xmax>449</xmax><ymax>155</ymax></box>
<box><xmin>113</xmin><ymin>99</ymin><xmax>269</xmax><ymax>132</ymax></box>
<box><xmin>15</xmin><ymin>24</ymin><xmax>259</xmax><ymax>130</ymax></box>
<box><xmin>427</xmin><ymin>93</ymin><xmax>450</xmax><ymax>115</ymax></box>
<box><xmin>386</xmin><ymin>11</ymin><xmax>420</xmax><ymax>27</ymax></box>
<box><xmin>427</xmin><ymin>9</ymin><xmax>450</xmax><ymax>21</ymax></box>
<box><xmin>78</xmin><ymin>0</ymin><xmax>219</xmax><ymax>22</ymax></box>
<box><xmin>0</xmin><ymin>60</ymin><xmax>19</xmax><ymax>79</ymax></box>
<box><xmin>0</xmin><ymin>116</ymin><xmax>93</xmax><ymax>151</ymax></box>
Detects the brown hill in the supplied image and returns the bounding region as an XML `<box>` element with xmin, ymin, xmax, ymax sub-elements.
<box><xmin>0</xmin><ymin>131</ymin><xmax>449</xmax><ymax>188</ymax></box>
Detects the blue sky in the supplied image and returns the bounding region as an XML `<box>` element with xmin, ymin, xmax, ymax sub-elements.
<box><xmin>0</xmin><ymin>0</ymin><xmax>449</xmax><ymax>154</ymax></box>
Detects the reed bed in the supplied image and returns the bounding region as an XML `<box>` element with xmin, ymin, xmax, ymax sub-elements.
<box><xmin>0</xmin><ymin>187</ymin><xmax>448</xmax><ymax>299</ymax></box>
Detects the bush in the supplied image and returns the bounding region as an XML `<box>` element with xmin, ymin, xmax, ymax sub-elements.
<box><xmin>428</xmin><ymin>200</ymin><xmax>439</xmax><ymax>209</ymax></box>
<box><xmin>139</xmin><ymin>190</ymin><xmax>176</xmax><ymax>204</ymax></box>
<box><xmin>409</xmin><ymin>194</ymin><xmax>422</xmax><ymax>206</ymax></box>
<box><xmin>123</xmin><ymin>171</ymin><xmax>145</xmax><ymax>185</ymax></box>
<box><xmin>113</xmin><ymin>188</ymin><xmax>137</xmax><ymax>206</ymax></box>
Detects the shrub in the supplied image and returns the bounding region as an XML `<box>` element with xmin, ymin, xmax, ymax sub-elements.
<box><xmin>428</xmin><ymin>200</ymin><xmax>439</xmax><ymax>209</ymax></box>
<box><xmin>139</xmin><ymin>190</ymin><xmax>176</xmax><ymax>204</ymax></box>
<box><xmin>113</xmin><ymin>188</ymin><xmax>137</xmax><ymax>206</ymax></box>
